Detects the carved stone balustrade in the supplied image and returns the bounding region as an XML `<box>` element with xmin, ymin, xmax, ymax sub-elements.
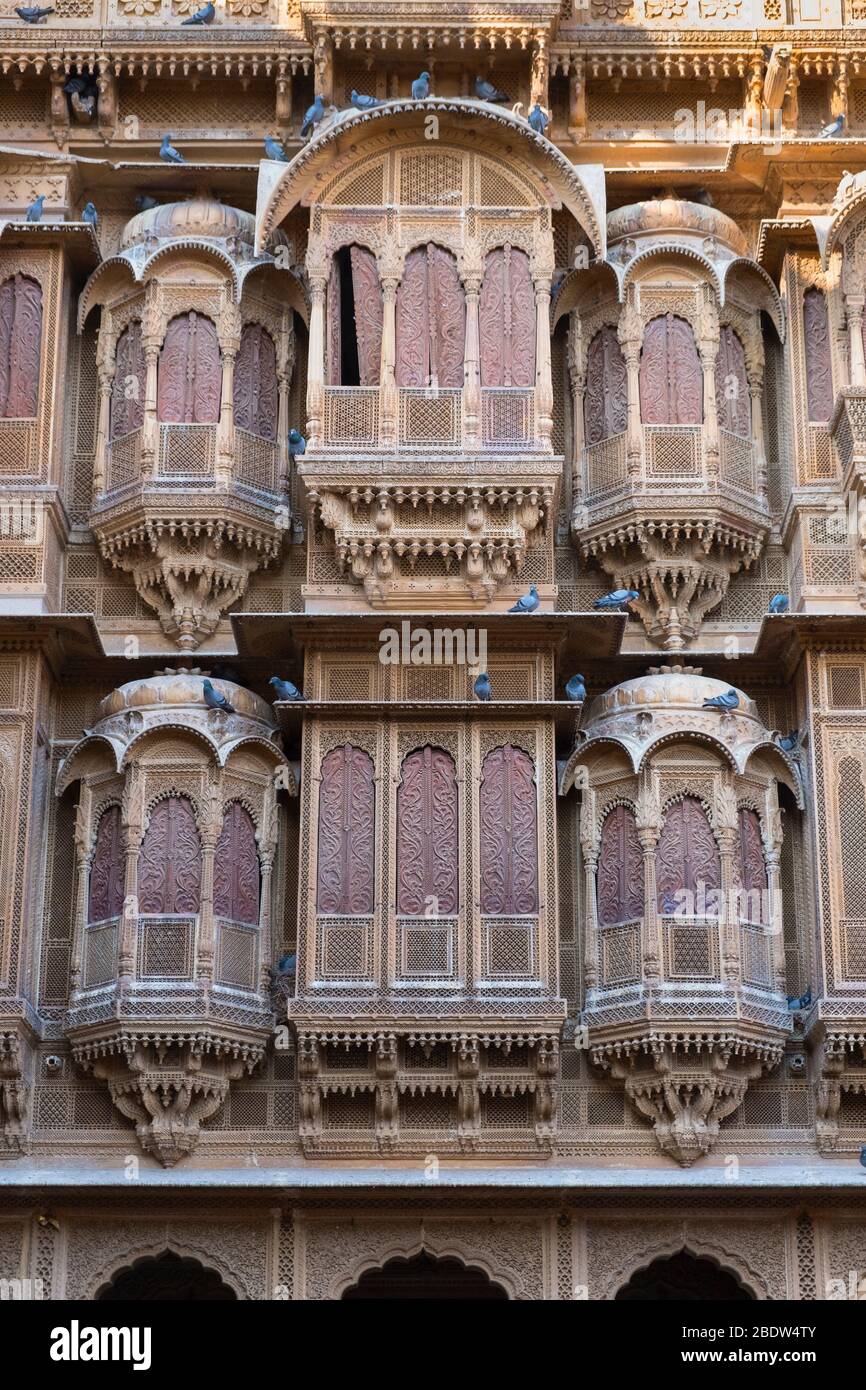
<box><xmin>559</xmin><ymin>665</ymin><xmax>801</xmax><ymax>1164</ymax></box>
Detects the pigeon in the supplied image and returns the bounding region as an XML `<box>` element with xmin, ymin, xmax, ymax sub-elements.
<box><xmin>411</xmin><ymin>72</ymin><xmax>431</xmax><ymax>101</ymax></box>
<box><xmin>860</xmin><ymin>1144</ymin><xmax>866</xmax><ymax>1171</ymax></box>
<box><xmin>269</xmin><ymin>676</ymin><xmax>304</xmax><ymax>702</ymax></box>
<box><xmin>301</xmin><ymin>94</ymin><xmax>325</xmax><ymax>138</ymax></box>
<box><xmin>475</xmin><ymin>76</ymin><xmax>509</xmax><ymax>103</ymax></box>
<box><xmin>181</xmin><ymin>0</ymin><xmax>214</xmax><ymax>21</ymax></box>
<box><xmin>528</xmin><ymin>103</ymin><xmax>549</xmax><ymax>135</ymax></box>
<box><xmin>63</xmin><ymin>75</ymin><xmax>89</xmax><ymax>95</ymax></box>
<box><xmin>350</xmin><ymin>90</ymin><xmax>380</xmax><ymax>110</ymax></box>
<box><xmin>25</xmin><ymin>195</ymin><xmax>45</xmax><ymax>223</ymax></box>
<box><xmin>702</xmin><ymin>688</ymin><xmax>740</xmax><ymax>711</ymax></box>
<box><xmin>594</xmin><ymin>588</ymin><xmax>639</xmax><ymax>611</ymax></box>
<box><xmin>768</xmin><ymin>593</ymin><xmax>789</xmax><ymax>614</ymax></box>
<box><xmin>473</xmin><ymin>672</ymin><xmax>492</xmax><ymax>701</ymax></box>
<box><xmin>821</xmin><ymin>114</ymin><xmax>845</xmax><ymax>138</ymax></box>
<box><xmin>565</xmin><ymin>674</ymin><xmax>587</xmax><ymax>703</ymax></box>
<box><xmin>70</xmin><ymin>89</ymin><xmax>96</xmax><ymax>120</ymax></box>
<box><xmin>288</xmin><ymin>428</ymin><xmax>306</xmax><ymax>461</ymax></box>
<box><xmin>264</xmin><ymin>136</ymin><xmax>289</xmax><ymax>162</ymax></box>
<box><xmin>159</xmin><ymin>134</ymin><xmax>185</xmax><ymax>165</ymax></box>
<box><xmin>81</xmin><ymin>201</ymin><xmax>98</xmax><ymax>227</ymax></box>
<box><xmin>777</xmin><ymin>729</ymin><xmax>800</xmax><ymax>753</ymax></box>
<box><xmin>269</xmin><ymin>952</ymin><xmax>296</xmax><ymax>979</ymax></box>
<box><xmin>135</xmin><ymin>195</ymin><xmax>158</xmax><ymax>212</ymax></box>
<box><xmin>787</xmin><ymin>987</ymin><xmax>811</xmax><ymax>1011</ymax></box>
<box><xmin>202</xmin><ymin>678</ymin><xmax>235</xmax><ymax>713</ymax></box>
<box><xmin>508</xmin><ymin>585</ymin><xmax>540</xmax><ymax>614</ymax></box>
<box><xmin>15</xmin><ymin>5</ymin><xmax>54</xmax><ymax>20</ymax></box>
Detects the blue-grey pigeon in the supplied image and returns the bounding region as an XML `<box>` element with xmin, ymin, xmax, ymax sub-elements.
<box><xmin>135</xmin><ymin>195</ymin><xmax>158</xmax><ymax>211</ymax></box>
<box><xmin>860</xmin><ymin>1144</ymin><xmax>866</xmax><ymax>1171</ymax></box>
<box><xmin>411</xmin><ymin>72</ymin><xmax>431</xmax><ymax>100</ymax></box>
<box><xmin>703</xmin><ymin>688</ymin><xmax>740</xmax><ymax>711</ymax></box>
<box><xmin>181</xmin><ymin>1</ymin><xmax>214</xmax><ymax>21</ymax></box>
<box><xmin>25</xmin><ymin>194</ymin><xmax>45</xmax><ymax>223</ymax></box>
<box><xmin>778</xmin><ymin>729</ymin><xmax>800</xmax><ymax>753</ymax></box>
<box><xmin>269</xmin><ymin>676</ymin><xmax>304</xmax><ymax>702</ymax></box>
<box><xmin>528</xmin><ymin>103</ymin><xmax>549</xmax><ymax>135</ymax></box>
<box><xmin>289</xmin><ymin>429</ymin><xmax>306</xmax><ymax>461</ymax></box>
<box><xmin>787</xmin><ymin>986</ymin><xmax>811</xmax><ymax>1010</ymax></box>
<box><xmin>508</xmin><ymin>585</ymin><xmax>540</xmax><ymax>614</ymax></box>
<box><xmin>565</xmin><ymin>674</ymin><xmax>586</xmax><ymax>703</ymax></box>
<box><xmin>475</xmin><ymin>76</ymin><xmax>509</xmax><ymax>103</ymax></box>
<box><xmin>768</xmin><ymin>593</ymin><xmax>789</xmax><ymax>614</ymax></box>
<box><xmin>474</xmin><ymin>672</ymin><xmax>492</xmax><ymax>701</ymax></box>
<box><xmin>594</xmin><ymin>588</ymin><xmax>639</xmax><ymax>610</ymax></box>
<box><xmin>15</xmin><ymin>5</ymin><xmax>53</xmax><ymax>19</ymax></box>
<box><xmin>301</xmin><ymin>95</ymin><xmax>325</xmax><ymax>137</ymax></box>
<box><xmin>264</xmin><ymin>136</ymin><xmax>289</xmax><ymax>162</ymax></box>
<box><xmin>81</xmin><ymin>201</ymin><xmax>98</xmax><ymax>227</ymax></box>
<box><xmin>202</xmin><ymin>678</ymin><xmax>235</xmax><ymax>713</ymax></box>
<box><xmin>350</xmin><ymin>90</ymin><xmax>380</xmax><ymax>110</ymax></box>
<box><xmin>159</xmin><ymin>134</ymin><xmax>185</xmax><ymax>164</ymax></box>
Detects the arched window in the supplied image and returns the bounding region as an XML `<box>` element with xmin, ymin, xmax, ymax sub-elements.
<box><xmin>396</xmin><ymin>746</ymin><xmax>458</xmax><ymax>915</ymax></box>
<box><xmin>0</xmin><ymin>273</ymin><xmax>42</xmax><ymax>417</ymax></box>
<box><xmin>326</xmin><ymin>245</ymin><xmax>383</xmax><ymax>386</ymax></box>
<box><xmin>317</xmin><ymin>745</ymin><xmax>375</xmax><ymax>914</ymax></box>
<box><xmin>157</xmin><ymin>312</ymin><xmax>221</xmax><ymax>423</ymax></box>
<box><xmin>213</xmin><ymin>802</ymin><xmax>260</xmax><ymax>924</ymax></box>
<box><xmin>396</xmin><ymin>243</ymin><xmax>465</xmax><ymax>389</ymax></box>
<box><xmin>138</xmin><ymin>795</ymin><xmax>202</xmax><ymax>914</ymax></box>
<box><xmin>110</xmin><ymin>321</ymin><xmax>145</xmax><ymax>440</ymax></box>
<box><xmin>88</xmin><ymin>804</ymin><xmax>125</xmax><ymax>922</ymax></box>
<box><xmin>584</xmin><ymin>324</ymin><xmax>628</xmax><ymax>444</ymax></box>
<box><xmin>803</xmin><ymin>287</ymin><xmax>833</xmax><ymax>423</ymax></box>
<box><xmin>715</xmin><ymin>323</ymin><xmax>750</xmax><ymax>437</ymax></box>
<box><xmin>597</xmin><ymin>804</ymin><xmax>645</xmax><ymax>925</ymax></box>
<box><xmin>734</xmin><ymin>806</ymin><xmax>768</xmax><ymax>923</ymax></box>
<box><xmin>639</xmin><ymin>313</ymin><xmax>702</xmax><ymax>425</ymax></box>
<box><xmin>479</xmin><ymin>245</ymin><xmax>535</xmax><ymax>387</ymax></box>
<box><xmin>655</xmin><ymin>795</ymin><xmax>720</xmax><ymax>914</ymax></box>
<box><xmin>480</xmin><ymin>745</ymin><xmax>538</xmax><ymax>915</ymax></box>
<box><xmin>233</xmin><ymin>323</ymin><xmax>278</xmax><ymax>440</ymax></box>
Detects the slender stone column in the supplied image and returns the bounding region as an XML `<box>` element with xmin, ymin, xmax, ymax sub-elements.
<box><xmin>92</xmin><ymin>367</ymin><xmax>114</xmax><ymax>498</ymax></box>
<box><xmin>534</xmin><ymin>275</ymin><xmax>553</xmax><ymax>449</ymax></box>
<box><xmin>306</xmin><ymin>274</ymin><xmax>327</xmax><ymax>449</ymax></box>
<box><xmin>379</xmin><ymin>274</ymin><xmax>399</xmax><ymax>449</ymax></box>
<box><xmin>847</xmin><ymin>296</ymin><xmax>866</xmax><ymax>387</ymax></box>
<box><xmin>462</xmin><ymin>273</ymin><xmax>482</xmax><ymax>449</ymax></box>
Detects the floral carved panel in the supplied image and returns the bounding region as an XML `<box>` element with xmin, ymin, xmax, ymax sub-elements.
<box><xmin>585</xmin><ymin>324</ymin><xmax>628</xmax><ymax>445</ymax></box>
<box><xmin>396</xmin><ymin>746</ymin><xmax>458</xmax><ymax>916</ymax></box>
<box><xmin>138</xmin><ymin>795</ymin><xmax>202</xmax><ymax>915</ymax></box>
<box><xmin>734</xmin><ymin>807</ymin><xmax>767</xmax><ymax>898</ymax></box>
<box><xmin>157</xmin><ymin>312</ymin><xmax>221</xmax><ymax>424</ymax></box>
<box><xmin>88</xmin><ymin>804</ymin><xmax>125</xmax><ymax>923</ymax></box>
<box><xmin>233</xmin><ymin>323</ymin><xmax>278</xmax><ymax>441</ymax></box>
<box><xmin>597</xmin><ymin>804</ymin><xmax>645</xmax><ymax>926</ymax></box>
<box><xmin>316</xmin><ymin>745</ymin><xmax>375</xmax><ymax>914</ymax></box>
<box><xmin>0</xmin><ymin>274</ymin><xmax>42</xmax><ymax>418</ymax></box>
<box><xmin>639</xmin><ymin>313</ymin><xmax>702</xmax><ymax>426</ymax></box>
<box><xmin>715</xmin><ymin>324</ymin><xmax>750</xmax><ymax>437</ymax></box>
<box><xmin>480</xmin><ymin>745</ymin><xmax>538</xmax><ymax>915</ymax></box>
<box><xmin>803</xmin><ymin>288</ymin><xmax>833</xmax><ymax>424</ymax></box>
<box><xmin>213</xmin><ymin>801</ymin><xmax>260</xmax><ymax>924</ymax></box>
<box><xmin>350</xmin><ymin>246</ymin><xmax>383</xmax><ymax>387</ymax></box>
<box><xmin>110</xmin><ymin>320</ymin><xmax>146</xmax><ymax>441</ymax></box>
<box><xmin>396</xmin><ymin>244</ymin><xmax>465</xmax><ymax>389</ymax></box>
<box><xmin>655</xmin><ymin>796</ymin><xmax>720</xmax><ymax>913</ymax></box>
<box><xmin>479</xmin><ymin>245</ymin><xmax>535</xmax><ymax>388</ymax></box>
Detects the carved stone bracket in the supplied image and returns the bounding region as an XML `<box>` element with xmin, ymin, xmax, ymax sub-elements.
<box><xmin>0</xmin><ymin>1030</ymin><xmax>31</xmax><ymax>1158</ymax></box>
<box><xmin>813</xmin><ymin>1029</ymin><xmax>866</xmax><ymax>1153</ymax></box>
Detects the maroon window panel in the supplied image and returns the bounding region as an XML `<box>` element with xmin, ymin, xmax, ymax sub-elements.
<box><xmin>597</xmin><ymin>804</ymin><xmax>645</xmax><ymax>926</ymax></box>
<box><xmin>325</xmin><ymin>255</ymin><xmax>341</xmax><ymax>386</ymax></box>
<box><xmin>639</xmin><ymin>313</ymin><xmax>703</xmax><ymax>425</ymax></box>
<box><xmin>584</xmin><ymin>324</ymin><xmax>628</xmax><ymax>445</ymax></box>
<box><xmin>480</xmin><ymin>745</ymin><xmax>538</xmax><ymax>915</ymax></box>
<box><xmin>803</xmin><ymin>287</ymin><xmax>833</xmax><ymax>423</ymax></box>
<box><xmin>138</xmin><ymin>795</ymin><xmax>202</xmax><ymax>915</ymax></box>
<box><xmin>88</xmin><ymin>804</ymin><xmax>125</xmax><ymax>923</ymax></box>
<box><xmin>396</xmin><ymin>746</ymin><xmax>458</xmax><ymax>916</ymax></box>
<box><xmin>213</xmin><ymin>802</ymin><xmax>260</xmax><ymax>925</ymax></box>
<box><xmin>157</xmin><ymin>312</ymin><xmax>221</xmax><ymax>423</ymax></box>
<box><xmin>316</xmin><ymin>745</ymin><xmax>376</xmax><ymax>914</ymax></box>
<box><xmin>396</xmin><ymin>243</ymin><xmax>465</xmax><ymax>389</ymax></box>
<box><xmin>233</xmin><ymin>323</ymin><xmax>278</xmax><ymax>441</ymax></box>
<box><xmin>350</xmin><ymin>246</ymin><xmax>384</xmax><ymax>386</ymax></box>
<box><xmin>733</xmin><ymin>807</ymin><xmax>768</xmax><ymax>920</ymax></box>
<box><xmin>110</xmin><ymin>320</ymin><xmax>146</xmax><ymax>441</ymax></box>
<box><xmin>655</xmin><ymin>795</ymin><xmax>720</xmax><ymax>914</ymax></box>
<box><xmin>714</xmin><ymin>323</ymin><xmax>750</xmax><ymax>437</ymax></box>
<box><xmin>0</xmin><ymin>273</ymin><xmax>42</xmax><ymax>418</ymax></box>
<box><xmin>479</xmin><ymin>245</ymin><xmax>536</xmax><ymax>388</ymax></box>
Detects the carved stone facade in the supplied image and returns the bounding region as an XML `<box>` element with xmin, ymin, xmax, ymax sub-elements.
<box><xmin>0</xmin><ymin>0</ymin><xmax>866</xmax><ymax>1305</ymax></box>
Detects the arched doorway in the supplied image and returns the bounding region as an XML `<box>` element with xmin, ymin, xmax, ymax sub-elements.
<box><xmin>96</xmin><ymin>1251</ymin><xmax>238</xmax><ymax>1301</ymax></box>
<box><xmin>615</xmin><ymin>1252</ymin><xmax>755</xmax><ymax>1301</ymax></box>
<box><xmin>342</xmin><ymin>1251</ymin><xmax>508</xmax><ymax>1300</ymax></box>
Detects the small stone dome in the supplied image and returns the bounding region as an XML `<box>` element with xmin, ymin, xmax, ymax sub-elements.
<box><xmin>98</xmin><ymin>667</ymin><xmax>275</xmax><ymax>727</ymax></box>
<box><xmin>119</xmin><ymin>196</ymin><xmax>256</xmax><ymax>252</ymax></box>
<box><xmin>606</xmin><ymin>194</ymin><xmax>749</xmax><ymax>258</ymax></box>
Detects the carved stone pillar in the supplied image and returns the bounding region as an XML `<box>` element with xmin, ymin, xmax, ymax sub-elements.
<box><xmin>313</xmin><ymin>30</ymin><xmax>334</xmax><ymax>106</ymax></box>
<box><xmin>306</xmin><ymin>272</ymin><xmax>327</xmax><ymax>449</ymax></box>
<box><xmin>749</xmin><ymin>380</ymin><xmax>768</xmax><ymax>507</ymax></box>
<box><xmin>763</xmin><ymin>795</ymin><xmax>787</xmax><ymax>993</ymax></box>
<box><xmin>533</xmin><ymin>275</ymin><xmax>553</xmax><ymax>449</ymax></box>
<box><xmin>636</xmin><ymin>772</ymin><xmax>662</xmax><ymax>983</ymax></box>
<box><xmin>96</xmin><ymin>65</ymin><xmax>118</xmax><ymax>136</ymax></box>
<box><xmin>217</xmin><ymin>346</ymin><xmax>237</xmax><ymax>486</ymax></box>
<box><xmin>92</xmin><ymin>360</ymin><xmax>114</xmax><ymax>499</ymax></box>
<box><xmin>379</xmin><ymin>273</ymin><xmax>399</xmax><ymax>449</ymax></box>
<box><xmin>831</xmin><ymin>56</ymin><xmax>849</xmax><ymax>123</ymax></box>
<box><xmin>713</xmin><ymin>781</ymin><xmax>741</xmax><ymax>984</ymax></box>
<box><xmin>197</xmin><ymin>822</ymin><xmax>219</xmax><ymax>985</ymax></box>
<box><xmin>140</xmin><ymin>343</ymin><xmax>160</xmax><ymax>478</ymax></box>
<box><xmin>69</xmin><ymin>787</ymin><xmax>93</xmax><ymax>995</ymax></box>
<box><xmin>579</xmin><ymin>788</ymin><xmax>599</xmax><ymax>991</ymax></box>
<box><xmin>462</xmin><ymin>271</ymin><xmax>482</xmax><ymax>450</ymax></box>
<box><xmin>699</xmin><ymin>300</ymin><xmax>721</xmax><ymax>481</ymax></box>
<box><xmin>568</xmin><ymin>59</ymin><xmax>586</xmax><ymax>140</ymax></box>
<box><xmin>782</xmin><ymin>59</ymin><xmax>799</xmax><ymax>134</ymax></box>
<box><xmin>275</xmin><ymin>65</ymin><xmax>293</xmax><ymax>134</ymax></box>
<box><xmin>846</xmin><ymin>296</ymin><xmax>866</xmax><ymax>387</ymax></box>
<box><xmin>617</xmin><ymin>300</ymin><xmax>642</xmax><ymax>472</ymax></box>
<box><xmin>567</xmin><ymin>317</ymin><xmax>585</xmax><ymax>523</ymax></box>
<box><xmin>118</xmin><ymin>763</ymin><xmax>143</xmax><ymax>983</ymax></box>
<box><xmin>530</xmin><ymin>34</ymin><xmax>549</xmax><ymax>111</ymax></box>
<box><xmin>49</xmin><ymin>72</ymin><xmax>69</xmax><ymax>146</ymax></box>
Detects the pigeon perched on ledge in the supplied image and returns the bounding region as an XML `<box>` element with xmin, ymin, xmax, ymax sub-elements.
<box><xmin>301</xmin><ymin>95</ymin><xmax>325</xmax><ymax>138</ymax></box>
<box><xmin>474</xmin><ymin>672</ymin><xmax>492</xmax><ymax>701</ymax></box>
<box><xmin>159</xmin><ymin>134</ymin><xmax>186</xmax><ymax>164</ymax></box>
<box><xmin>288</xmin><ymin>428</ymin><xmax>306</xmax><ymax>461</ymax></box>
<box><xmin>269</xmin><ymin>676</ymin><xmax>304</xmax><ymax>702</ymax></box>
<box><xmin>768</xmin><ymin>593</ymin><xmax>789</xmax><ymax>614</ymax></box>
<box><xmin>81</xmin><ymin>202</ymin><xmax>98</xmax><ymax>227</ymax></box>
<box><xmin>508</xmin><ymin>585</ymin><xmax>540</xmax><ymax>614</ymax></box>
<box><xmin>565</xmin><ymin>674</ymin><xmax>586</xmax><ymax>703</ymax></box>
<box><xmin>181</xmin><ymin>1</ymin><xmax>214</xmax><ymax>23</ymax></box>
<box><xmin>702</xmin><ymin>688</ymin><xmax>740</xmax><ymax>711</ymax></box>
<box><xmin>787</xmin><ymin>987</ymin><xmax>811</xmax><ymax>1011</ymax></box>
<box><xmin>411</xmin><ymin>72</ymin><xmax>431</xmax><ymax>100</ymax></box>
<box><xmin>15</xmin><ymin>6</ymin><xmax>54</xmax><ymax>21</ymax></box>
<box><xmin>528</xmin><ymin>103</ymin><xmax>549</xmax><ymax>135</ymax></box>
<box><xmin>821</xmin><ymin>114</ymin><xmax>845</xmax><ymax>138</ymax></box>
<box><xmin>350</xmin><ymin>91</ymin><xmax>380</xmax><ymax>110</ymax></box>
<box><xmin>475</xmin><ymin>76</ymin><xmax>509</xmax><ymax>104</ymax></box>
<box><xmin>594</xmin><ymin>588</ymin><xmax>639</xmax><ymax>611</ymax></box>
<box><xmin>25</xmin><ymin>194</ymin><xmax>45</xmax><ymax>223</ymax></box>
<box><xmin>777</xmin><ymin>729</ymin><xmax>800</xmax><ymax>753</ymax></box>
<box><xmin>202</xmin><ymin>678</ymin><xmax>234</xmax><ymax>713</ymax></box>
<box><xmin>264</xmin><ymin>136</ymin><xmax>289</xmax><ymax>162</ymax></box>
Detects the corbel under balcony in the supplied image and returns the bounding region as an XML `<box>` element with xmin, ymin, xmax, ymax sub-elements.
<box><xmin>808</xmin><ymin>1013</ymin><xmax>866</xmax><ymax>1154</ymax></box>
<box><xmin>0</xmin><ymin>1019</ymin><xmax>35</xmax><ymax>1158</ymax></box>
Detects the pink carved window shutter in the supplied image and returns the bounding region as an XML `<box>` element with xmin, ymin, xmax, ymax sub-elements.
<box><xmin>396</xmin><ymin>747</ymin><xmax>459</xmax><ymax>916</ymax></box>
<box><xmin>157</xmin><ymin>312</ymin><xmax>221</xmax><ymax>423</ymax></box>
<box><xmin>396</xmin><ymin>244</ymin><xmax>465</xmax><ymax>388</ymax></box>
<box><xmin>88</xmin><ymin>805</ymin><xmax>125</xmax><ymax>923</ymax></box>
<box><xmin>479</xmin><ymin>245</ymin><xmax>536</xmax><ymax>388</ymax></box>
<box><xmin>233</xmin><ymin>323</ymin><xmax>278</xmax><ymax>441</ymax></box>
<box><xmin>110</xmin><ymin>321</ymin><xmax>146</xmax><ymax>441</ymax></box>
<box><xmin>655</xmin><ymin>796</ymin><xmax>720</xmax><ymax>913</ymax></box>
<box><xmin>0</xmin><ymin>274</ymin><xmax>42</xmax><ymax>418</ymax></box>
<box><xmin>714</xmin><ymin>324</ymin><xmax>750</xmax><ymax>437</ymax></box>
<box><xmin>138</xmin><ymin>795</ymin><xmax>202</xmax><ymax>915</ymax></box>
<box><xmin>480</xmin><ymin>745</ymin><xmax>538</xmax><ymax>915</ymax></box>
<box><xmin>803</xmin><ymin>288</ymin><xmax>833</xmax><ymax>423</ymax></box>
<box><xmin>350</xmin><ymin>246</ymin><xmax>384</xmax><ymax>386</ymax></box>
<box><xmin>639</xmin><ymin>313</ymin><xmax>702</xmax><ymax>425</ymax></box>
<box><xmin>317</xmin><ymin>745</ymin><xmax>375</xmax><ymax>914</ymax></box>
<box><xmin>584</xmin><ymin>324</ymin><xmax>628</xmax><ymax>445</ymax></box>
<box><xmin>733</xmin><ymin>807</ymin><xmax>768</xmax><ymax>909</ymax></box>
<box><xmin>597</xmin><ymin>804</ymin><xmax>645</xmax><ymax>926</ymax></box>
<box><xmin>213</xmin><ymin>802</ymin><xmax>260</xmax><ymax>924</ymax></box>
<box><xmin>326</xmin><ymin>256</ymin><xmax>341</xmax><ymax>386</ymax></box>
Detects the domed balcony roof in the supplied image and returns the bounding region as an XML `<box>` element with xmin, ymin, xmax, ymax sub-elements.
<box><xmin>607</xmin><ymin>193</ymin><xmax>749</xmax><ymax>259</ymax></box>
<box><xmin>119</xmin><ymin>195</ymin><xmax>256</xmax><ymax>252</ymax></box>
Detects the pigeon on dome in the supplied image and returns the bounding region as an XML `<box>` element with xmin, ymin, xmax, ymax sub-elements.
<box><xmin>702</xmin><ymin>688</ymin><xmax>740</xmax><ymax>711</ymax></box>
<box><xmin>594</xmin><ymin>588</ymin><xmax>639</xmax><ymax>611</ymax></box>
<box><xmin>508</xmin><ymin>585</ymin><xmax>540</xmax><ymax>614</ymax></box>
<box><xmin>159</xmin><ymin>134</ymin><xmax>186</xmax><ymax>164</ymax></box>
<box><xmin>264</xmin><ymin>136</ymin><xmax>290</xmax><ymax>162</ymax></box>
<box><xmin>565</xmin><ymin>674</ymin><xmax>587</xmax><ymax>703</ymax></box>
<box><xmin>269</xmin><ymin>676</ymin><xmax>304</xmax><ymax>702</ymax></box>
<box><xmin>475</xmin><ymin>76</ymin><xmax>510</xmax><ymax>103</ymax></box>
<box><xmin>25</xmin><ymin>194</ymin><xmax>45</xmax><ymax>223</ymax></box>
<box><xmin>411</xmin><ymin>72</ymin><xmax>431</xmax><ymax>100</ymax></box>
<box><xmin>202</xmin><ymin>678</ymin><xmax>235</xmax><ymax>713</ymax></box>
<box><xmin>350</xmin><ymin>91</ymin><xmax>380</xmax><ymax>110</ymax></box>
<box><xmin>301</xmin><ymin>95</ymin><xmax>325</xmax><ymax>137</ymax></box>
<box><xmin>473</xmin><ymin>672</ymin><xmax>492</xmax><ymax>702</ymax></box>
<box><xmin>528</xmin><ymin>103</ymin><xmax>550</xmax><ymax>135</ymax></box>
<box><xmin>181</xmin><ymin>1</ymin><xmax>215</xmax><ymax>22</ymax></box>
